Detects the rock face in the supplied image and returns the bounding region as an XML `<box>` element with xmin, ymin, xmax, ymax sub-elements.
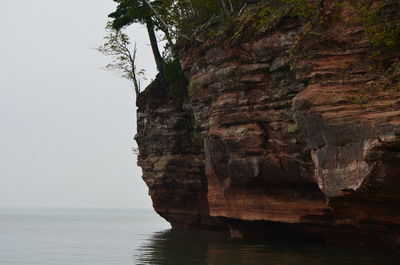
<box><xmin>136</xmin><ymin>1</ymin><xmax>400</xmax><ymax>249</ymax></box>
<box><xmin>136</xmin><ymin>77</ymin><xmax>224</xmax><ymax>229</ymax></box>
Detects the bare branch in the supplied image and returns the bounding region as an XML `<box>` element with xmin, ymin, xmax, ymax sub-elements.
<box><xmin>130</xmin><ymin>43</ymin><xmax>141</xmax><ymax>97</ymax></box>
<box><xmin>96</xmin><ymin>27</ymin><xmax>144</xmax><ymax>99</ymax></box>
<box><xmin>191</xmin><ymin>15</ymin><xmax>217</xmax><ymax>42</ymax></box>
<box><xmin>228</xmin><ymin>0</ymin><xmax>234</xmax><ymax>13</ymax></box>
<box><xmin>239</xmin><ymin>3</ymin><xmax>248</xmax><ymax>16</ymax></box>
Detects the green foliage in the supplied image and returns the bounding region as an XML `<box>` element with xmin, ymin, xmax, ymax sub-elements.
<box><xmin>109</xmin><ymin>0</ymin><xmax>152</xmax><ymax>30</ymax></box>
<box><xmin>108</xmin><ymin>0</ymin><xmax>248</xmax><ymax>39</ymax></box>
<box><xmin>228</xmin><ymin>1</ymin><xmax>290</xmax><ymax>42</ymax></box>
<box><xmin>352</xmin><ymin>0</ymin><xmax>400</xmax><ymax>52</ymax></box>
<box><xmin>223</xmin><ymin>0</ymin><xmax>322</xmax><ymax>43</ymax></box>
<box><xmin>108</xmin><ymin>0</ymin><xmax>399</xmax><ymax>57</ymax></box>
<box><xmin>350</xmin><ymin>94</ymin><xmax>370</xmax><ymax>106</ymax></box>
<box><xmin>287</xmin><ymin>123</ymin><xmax>299</xmax><ymax>134</ymax></box>
<box><xmin>102</xmin><ymin>0</ymin><xmax>397</xmax><ymax>99</ymax></box>
<box><xmin>96</xmin><ymin>24</ymin><xmax>144</xmax><ymax>96</ymax></box>
<box><xmin>253</xmin><ymin>5</ymin><xmax>284</xmax><ymax>30</ymax></box>
<box><xmin>158</xmin><ymin>0</ymin><xmax>247</xmax><ymax>37</ymax></box>
<box><xmin>165</xmin><ymin>57</ymin><xmax>188</xmax><ymax>98</ymax></box>
<box><xmin>282</xmin><ymin>0</ymin><xmax>320</xmax><ymax>19</ymax></box>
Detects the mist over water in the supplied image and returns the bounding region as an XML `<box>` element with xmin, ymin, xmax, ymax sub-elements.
<box><xmin>0</xmin><ymin>208</ymin><xmax>168</xmax><ymax>265</ymax></box>
<box><xmin>1</xmin><ymin>208</ymin><xmax>399</xmax><ymax>265</ymax></box>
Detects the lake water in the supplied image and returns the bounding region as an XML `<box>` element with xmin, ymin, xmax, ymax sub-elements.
<box><xmin>1</xmin><ymin>208</ymin><xmax>399</xmax><ymax>265</ymax></box>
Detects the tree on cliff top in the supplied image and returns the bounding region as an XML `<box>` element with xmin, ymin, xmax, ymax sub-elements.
<box><xmin>107</xmin><ymin>0</ymin><xmax>248</xmax><ymax>62</ymax></box>
<box><xmin>109</xmin><ymin>0</ymin><xmax>166</xmax><ymax>77</ymax></box>
<box><xmin>99</xmin><ymin>0</ymin><xmax>248</xmax><ymax>99</ymax></box>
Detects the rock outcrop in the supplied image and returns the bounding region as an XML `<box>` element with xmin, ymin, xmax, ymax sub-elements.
<box><xmin>136</xmin><ymin>77</ymin><xmax>224</xmax><ymax>229</ymax></box>
<box><xmin>136</xmin><ymin>0</ymin><xmax>400</xmax><ymax>249</ymax></box>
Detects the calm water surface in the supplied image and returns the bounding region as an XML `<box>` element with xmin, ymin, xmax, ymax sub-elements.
<box><xmin>1</xmin><ymin>208</ymin><xmax>399</xmax><ymax>265</ymax></box>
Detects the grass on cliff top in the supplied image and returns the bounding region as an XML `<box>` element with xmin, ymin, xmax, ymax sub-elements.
<box><xmin>202</xmin><ymin>0</ymin><xmax>399</xmax><ymax>55</ymax></box>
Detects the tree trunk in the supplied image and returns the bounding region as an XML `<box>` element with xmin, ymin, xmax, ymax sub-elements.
<box><xmin>158</xmin><ymin>23</ymin><xmax>175</xmax><ymax>49</ymax></box>
<box><xmin>145</xmin><ymin>16</ymin><xmax>165</xmax><ymax>77</ymax></box>
<box><xmin>130</xmin><ymin>44</ymin><xmax>141</xmax><ymax>99</ymax></box>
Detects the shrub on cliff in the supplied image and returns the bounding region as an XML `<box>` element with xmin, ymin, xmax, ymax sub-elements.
<box><xmin>99</xmin><ymin>0</ymin><xmax>400</xmax><ymax>100</ymax></box>
<box><xmin>165</xmin><ymin>57</ymin><xmax>188</xmax><ymax>98</ymax></box>
<box><xmin>352</xmin><ymin>0</ymin><xmax>400</xmax><ymax>52</ymax></box>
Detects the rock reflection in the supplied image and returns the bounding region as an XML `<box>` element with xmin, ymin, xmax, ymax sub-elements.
<box><xmin>135</xmin><ymin>229</ymin><xmax>400</xmax><ymax>265</ymax></box>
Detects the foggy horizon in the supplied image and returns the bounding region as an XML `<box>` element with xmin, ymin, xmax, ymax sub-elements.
<box><xmin>0</xmin><ymin>0</ymin><xmax>157</xmax><ymax>209</ymax></box>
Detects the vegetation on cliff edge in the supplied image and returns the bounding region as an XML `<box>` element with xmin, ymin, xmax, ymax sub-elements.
<box><xmin>98</xmin><ymin>0</ymin><xmax>400</xmax><ymax>100</ymax></box>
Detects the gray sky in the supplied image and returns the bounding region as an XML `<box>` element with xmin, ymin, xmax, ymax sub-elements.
<box><xmin>0</xmin><ymin>0</ymin><xmax>157</xmax><ymax>209</ymax></box>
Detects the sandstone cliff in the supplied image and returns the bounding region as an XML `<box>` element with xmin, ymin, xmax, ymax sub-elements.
<box><xmin>136</xmin><ymin>0</ymin><xmax>400</xmax><ymax>249</ymax></box>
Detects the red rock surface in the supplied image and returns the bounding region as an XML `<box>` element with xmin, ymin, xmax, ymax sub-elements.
<box><xmin>137</xmin><ymin>1</ymin><xmax>400</xmax><ymax>249</ymax></box>
<box><xmin>136</xmin><ymin>77</ymin><xmax>224</xmax><ymax>229</ymax></box>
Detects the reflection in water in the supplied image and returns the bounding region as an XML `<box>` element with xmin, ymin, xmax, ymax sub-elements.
<box><xmin>135</xmin><ymin>229</ymin><xmax>400</xmax><ymax>265</ymax></box>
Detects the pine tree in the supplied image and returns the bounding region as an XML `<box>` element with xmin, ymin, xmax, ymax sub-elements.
<box><xmin>109</xmin><ymin>0</ymin><xmax>165</xmax><ymax>77</ymax></box>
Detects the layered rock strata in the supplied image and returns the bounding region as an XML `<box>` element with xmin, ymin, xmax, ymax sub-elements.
<box><xmin>136</xmin><ymin>77</ymin><xmax>224</xmax><ymax>229</ymax></box>
<box><xmin>136</xmin><ymin>1</ymin><xmax>400</xmax><ymax>248</ymax></box>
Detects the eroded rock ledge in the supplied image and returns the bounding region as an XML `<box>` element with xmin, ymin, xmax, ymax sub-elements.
<box><xmin>136</xmin><ymin>1</ymin><xmax>400</xmax><ymax>249</ymax></box>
